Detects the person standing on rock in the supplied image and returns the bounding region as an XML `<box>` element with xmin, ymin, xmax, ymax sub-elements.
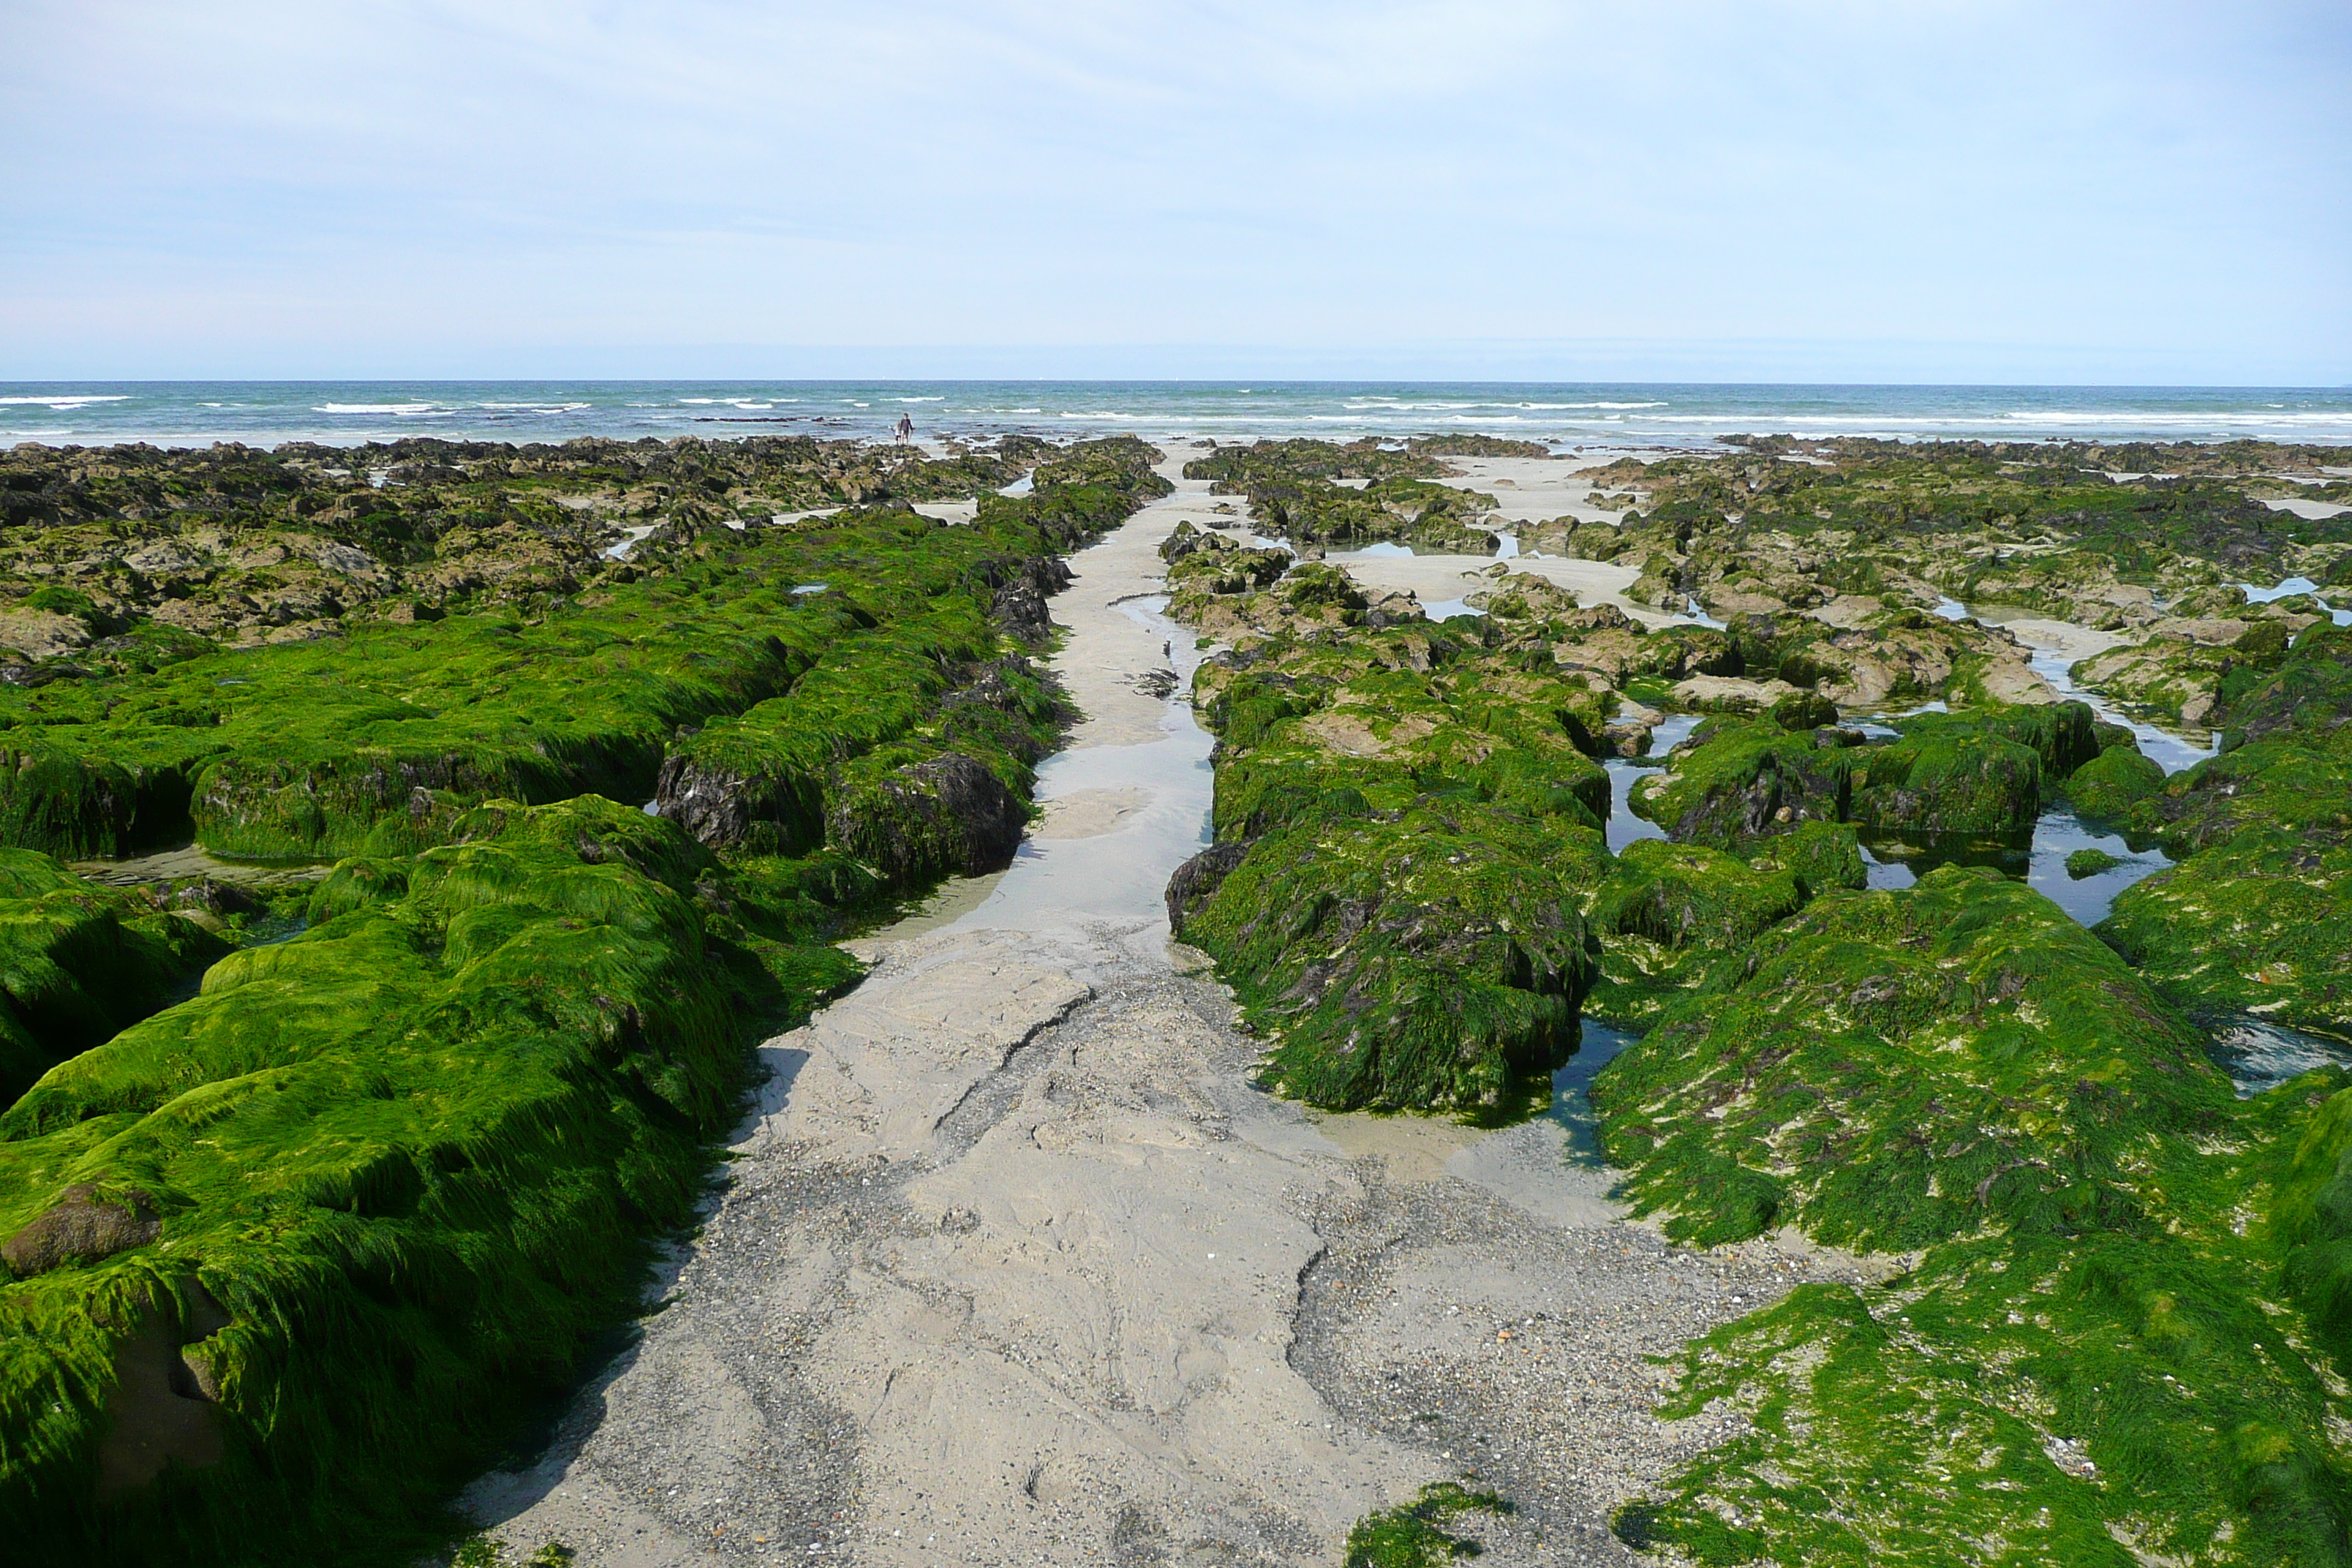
<box><xmin>895</xmin><ymin>412</ymin><xmax>914</xmax><ymax>443</ymax></box>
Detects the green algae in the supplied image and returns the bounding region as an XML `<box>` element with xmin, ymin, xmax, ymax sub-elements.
<box><xmin>1189</xmin><ymin>803</ymin><xmax>1604</xmax><ymax>1113</ymax></box>
<box><xmin>2065</xmin><ymin>847</ymin><xmax>2124</xmax><ymax>877</ymax></box>
<box><xmin>1180</xmin><ymin>439</ymin><xmax>1500</xmax><ymax>551</ymax></box>
<box><xmin>1173</xmin><ymin>606</ymin><xmax>1620</xmax><ymax>1111</ymax></box>
<box><xmin>0</xmin><ymin>853</ymin><xmax>230</xmax><ymax>1105</ymax></box>
<box><xmin>1635</xmin><ymin>704</ymin><xmax>2101</xmax><ymax>850</ymax></box>
<box><xmin>1629</xmin><ymin>719</ymin><xmax>1854</xmax><ymax>847</ymax></box>
<box><xmin>0</xmin><ymin>796</ymin><xmax>785</xmax><ymax>1564</ymax></box>
<box><xmin>1343</xmin><ymin>1480</ymin><xmax>1512</xmax><ymax>1567</ymax></box>
<box><xmin>1851</xmin><ymin>721</ymin><xmax>2043</xmax><ymax>836</ymax></box>
<box><xmin>1594</xmin><ymin>867</ymin><xmax>2232</xmax><ymax>1250</ymax></box>
<box><xmin>0</xmin><ymin>459</ymin><xmax>1152</xmax><ymax>863</ymax></box>
<box><xmin>0</xmin><ymin>438</ymin><xmax>1167</xmax><ymax>1564</ymax></box>
<box><xmin>2094</xmin><ymin>625</ymin><xmax>2352</xmax><ymax>1041</ymax></box>
<box><xmin>2066</xmin><ymin>745</ymin><xmax>2163</xmax><ymax>818</ymax></box>
<box><xmin>1588</xmin><ymin>823</ymin><xmax>1863</xmax><ymax>1024</ymax></box>
<box><xmin>1595</xmin><ymin>868</ymin><xmax>2352</xmax><ymax>1564</ymax></box>
<box><xmin>2102</xmin><ymin>829</ymin><xmax>2352</xmax><ymax>1040</ymax></box>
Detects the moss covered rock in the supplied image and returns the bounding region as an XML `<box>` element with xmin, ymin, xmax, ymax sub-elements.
<box><xmin>1595</xmin><ymin>866</ymin><xmax>2228</xmax><ymax>1249</ymax></box>
<box><xmin>2066</xmin><ymin>743</ymin><xmax>2163</xmax><ymax>818</ymax></box>
<box><xmin>0</xmin><ymin>797</ymin><xmax>833</xmax><ymax>1562</ymax></box>
<box><xmin>0</xmin><ymin>852</ymin><xmax>230</xmax><ymax>1104</ymax></box>
<box><xmin>1186</xmin><ymin>805</ymin><xmax>1605</xmax><ymax>1112</ymax></box>
<box><xmin>2101</xmin><ymin>829</ymin><xmax>2352</xmax><ymax>1040</ymax></box>
<box><xmin>1629</xmin><ymin>719</ymin><xmax>1853</xmax><ymax>848</ymax></box>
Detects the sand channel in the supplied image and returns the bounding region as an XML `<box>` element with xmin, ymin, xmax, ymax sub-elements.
<box><xmin>462</xmin><ymin>451</ymin><xmax>1884</xmax><ymax>1567</ymax></box>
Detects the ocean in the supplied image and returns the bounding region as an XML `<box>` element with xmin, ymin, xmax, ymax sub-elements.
<box><xmin>2</xmin><ymin>380</ymin><xmax>2348</xmax><ymax>451</ymax></box>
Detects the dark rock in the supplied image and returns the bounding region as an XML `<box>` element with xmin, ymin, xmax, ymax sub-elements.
<box><xmin>828</xmin><ymin>753</ymin><xmax>1027</xmax><ymax>886</ymax></box>
<box><xmin>171</xmin><ymin>878</ymin><xmax>263</xmax><ymax>917</ymax></box>
<box><xmin>1771</xmin><ymin>691</ymin><xmax>1839</xmax><ymax>731</ymax></box>
<box><xmin>1166</xmin><ymin>840</ymin><xmax>1254</xmax><ymax>937</ymax></box>
<box><xmin>652</xmin><ymin>755</ymin><xmax>823</xmax><ymax>856</ymax></box>
<box><xmin>973</xmin><ymin>555</ymin><xmax>1074</xmax><ymax>642</ymax></box>
<box><xmin>97</xmin><ymin>1292</ymin><xmax>230</xmax><ymax>1497</ymax></box>
<box><xmin>1670</xmin><ymin>747</ymin><xmax>1851</xmax><ymax>846</ymax></box>
<box><xmin>4</xmin><ymin>1183</ymin><xmax>162</xmax><ymax>1277</ymax></box>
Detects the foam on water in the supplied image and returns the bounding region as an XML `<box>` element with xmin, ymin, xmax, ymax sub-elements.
<box><xmin>2209</xmin><ymin>1018</ymin><xmax>2352</xmax><ymax>1097</ymax></box>
<box><xmin>4</xmin><ymin>381</ymin><xmax>2347</xmax><ymax>451</ymax></box>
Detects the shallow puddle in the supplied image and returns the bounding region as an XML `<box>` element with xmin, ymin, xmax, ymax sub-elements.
<box><xmin>1601</xmin><ymin>714</ymin><xmax>1700</xmax><ymax>853</ymax></box>
<box><xmin>1543</xmin><ymin>1019</ymin><xmax>1636</xmax><ymax>1164</ymax></box>
<box><xmin>949</xmin><ymin>595</ymin><xmax>1215</xmax><ymax>930</ymax></box>
<box><xmin>2208</xmin><ymin>1016</ymin><xmax>2352</xmax><ymax>1096</ymax></box>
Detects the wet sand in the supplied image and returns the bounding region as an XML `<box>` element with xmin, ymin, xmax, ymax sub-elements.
<box><xmin>461</xmin><ymin>452</ymin><xmax>1879</xmax><ymax>1567</ymax></box>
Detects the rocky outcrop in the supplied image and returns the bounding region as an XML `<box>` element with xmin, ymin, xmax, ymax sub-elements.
<box><xmin>827</xmin><ymin>753</ymin><xmax>1028</xmax><ymax>888</ymax></box>
<box><xmin>652</xmin><ymin>754</ymin><xmax>824</xmax><ymax>856</ymax></box>
<box><xmin>1164</xmin><ymin>839</ymin><xmax>1251</xmax><ymax>937</ymax></box>
<box><xmin>3</xmin><ymin>1183</ymin><xmax>160</xmax><ymax>1277</ymax></box>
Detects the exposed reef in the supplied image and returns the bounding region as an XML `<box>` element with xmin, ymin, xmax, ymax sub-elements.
<box><xmin>1163</xmin><ymin>434</ymin><xmax>2352</xmax><ymax>1565</ymax></box>
<box><xmin>0</xmin><ymin>436</ymin><xmax>1169</xmax><ymax>1564</ymax></box>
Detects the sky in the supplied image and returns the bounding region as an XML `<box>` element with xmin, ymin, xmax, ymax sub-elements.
<box><xmin>3</xmin><ymin>0</ymin><xmax>2347</xmax><ymax>383</ymax></box>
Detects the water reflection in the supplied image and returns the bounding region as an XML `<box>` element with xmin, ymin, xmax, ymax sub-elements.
<box><xmin>1544</xmin><ymin>1019</ymin><xmax>1635</xmax><ymax>1164</ymax></box>
<box><xmin>1854</xmin><ymin>810</ymin><xmax>2173</xmax><ymax>926</ymax></box>
<box><xmin>1602</xmin><ymin>713</ymin><xmax>1701</xmax><ymax>853</ymax></box>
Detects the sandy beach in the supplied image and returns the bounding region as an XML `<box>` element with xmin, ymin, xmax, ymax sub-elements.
<box><xmin>461</xmin><ymin>452</ymin><xmax>1880</xmax><ymax>1567</ymax></box>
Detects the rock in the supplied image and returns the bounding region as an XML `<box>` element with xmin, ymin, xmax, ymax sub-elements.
<box><xmin>1164</xmin><ymin>840</ymin><xmax>1252</xmax><ymax>936</ymax></box>
<box><xmin>652</xmin><ymin>755</ymin><xmax>823</xmax><ymax>856</ymax></box>
<box><xmin>1654</xmin><ymin>734</ymin><xmax>1850</xmax><ymax>848</ymax></box>
<box><xmin>3</xmin><ymin>1183</ymin><xmax>162</xmax><ymax>1277</ymax></box>
<box><xmin>1770</xmin><ymin>691</ymin><xmax>1839</xmax><ymax>731</ymax></box>
<box><xmin>311</xmin><ymin>541</ymin><xmax>381</xmax><ymax>576</ymax></box>
<box><xmin>0</xmin><ymin>608</ymin><xmax>94</xmax><ymax>660</ymax></box>
<box><xmin>828</xmin><ymin>753</ymin><xmax>1028</xmax><ymax>887</ymax></box>
<box><xmin>1672</xmin><ymin>674</ymin><xmax>1801</xmax><ymax>714</ymax></box>
<box><xmin>2066</xmin><ymin>746</ymin><xmax>2163</xmax><ymax>818</ymax></box>
<box><xmin>171</xmin><ymin>878</ymin><xmax>264</xmax><ymax>918</ymax></box>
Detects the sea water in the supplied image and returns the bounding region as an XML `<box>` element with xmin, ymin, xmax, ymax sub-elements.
<box><xmin>6</xmin><ymin>380</ymin><xmax>2352</xmax><ymax>450</ymax></box>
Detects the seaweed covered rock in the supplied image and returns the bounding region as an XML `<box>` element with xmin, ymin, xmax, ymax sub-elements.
<box><xmin>0</xmin><ymin>451</ymin><xmax>1159</xmax><ymax>864</ymax></box>
<box><xmin>0</xmin><ymin>851</ymin><xmax>230</xmax><ymax>1104</ymax></box>
<box><xmin>1406</xmin><ymin>434</ymin><xmax>1549</xmax><ymax>458</ymax></box>
<box><xmin>1586</xmin><ymin>822</ymin><xmax>1863</xmax><ymax>1021</ymax></box>
<box><xmin>2095</xmin><ymin>627</ymin><xmax>2352</xmax><ymax>1040</ymax></box>
<box><xmin>2065</xmin><ymin>742</ymin><xmax>2163</xmax><ymax>818</ymax></box>
<box><xmin>1184</xmin><ymin>805</ymin><xmax>1605</xmax><ymax>1112</ymax></box>
<box><xmin>1630</xmin><ymin>718</ymin><xmax>1853</xmax><ymax>848</ymax></box>
<box><xmin>1850</xmin><ymin>720</ymin><xmax>2043</xmax><ymax>835</ymax></box>
<box><xmin>1169</xmin><ymin>605</ymin><xmax>1623</xmax><ymax>1110</ymax></box>
<box><xmin>2120</xmin><ymin>729</ymin><xmax>2352</xmax><ymax>854</ymax></box>
<box><xmin>1185</xmin><ymin>445</ymin><xmax>1501</xmax><ymax>554</ymax></box>
<box><xmin>0</xmin><ymin>796</ymin><xmax>822</xmax><ymax>1563</ymax></box>
<box><xmin>652</xmin><ymin>598</ymin><xmax>1044</xmax><ymax>860</ymax></box>
<box><xmin>650</xmin><ymin>750</ymin><xmax>824</xmax><ymax>856</ymax></box>
<box><xmin>2102</xmin><ymin>829</ymin><xmax>2352</xmax><ymax>1039</ymax></box>
<box><xmin>1596</xmin><ymin>863</ymin><xmax>2352</xmax><ymax>1562</ymax></box>
<box><xmin>2070</xmin><ymin>633</ymin><xmax>2250</xmax><ymax>726</ymax></box>
<box><xmin>2212</xmin><ymin>622</ymin><xmax>2352</xmax><ymax>747</ymax></box>
<box><xmin>0</xmin><ymin>433</ymin><xmax>1058</xmax><ymax>656</ymax></box>
<box><xmin>1164</xmin><ymin>839</ymin><xmax>1251</xmax><ymax>938</ymax></box>
<box><xmin>1595</xmin><ymin>866</ymin><xmax>2229</xmax><ymax>1249</ymax></box>
<box><xmin>0</xmin><ymin>750</ymin><xmax>189</xmax><ymax>861</ymax></box>
<box><xmin>1636</xmin><ymin>706</ymin><xmax>2083</xmax><ymax>849</ymax></box>
<box><xmin>826</xmin><ymin>749</ymin><xmax>1028</xmax><ymax>889</ymax></box>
